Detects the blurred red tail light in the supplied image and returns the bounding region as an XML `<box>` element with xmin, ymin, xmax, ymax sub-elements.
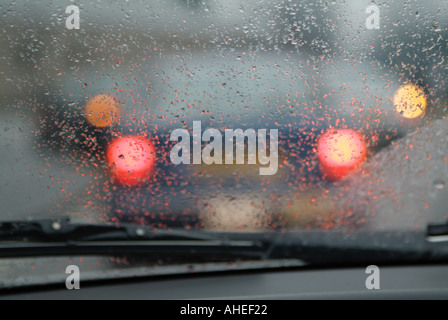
<box><xmin>106</xmin><ymin>136</ymin><xmax>156</xmax><ymax>186</ymax></box>
<box><xmin>317</xmin><ymin>129</ymin><xmax>366</xmax><ymax>181</ymax></box>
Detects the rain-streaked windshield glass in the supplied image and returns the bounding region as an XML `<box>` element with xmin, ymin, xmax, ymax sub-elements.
<box><xmin>1</xmin><ymin>0</ymin><xmax>447</xmax><ymax>273</ymax></box>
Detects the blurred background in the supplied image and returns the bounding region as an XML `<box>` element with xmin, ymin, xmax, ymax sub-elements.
<box><xmin>0</xmin><ymin>0</ymin><xmax>447</xmax><ymax>230</ymax></box>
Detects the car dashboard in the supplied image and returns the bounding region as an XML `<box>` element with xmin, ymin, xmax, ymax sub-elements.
<box><xmin>1</xmin><ymin>264</ymin><xmax>448</xmax><ymax>300</ymax></box>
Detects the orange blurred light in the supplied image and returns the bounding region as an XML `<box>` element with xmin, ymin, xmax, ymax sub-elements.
<box><xmin>85</xmin><ymin>94</ymin><xmax>120</xmax><ymax>128</ymax></box>
<box><xmin>106</xmin><ymin>136</ymin><xmax>156</xmax><ymax>186</ymax></box>
<box><xmin>393</xmin><ymin>84</ymin><xmax>426</xmax><ymax>119</ymax></box>
<box><xmin>317</xmin><ymin>129</ymin><xmax>366</xmax><ymax>181</ymax></box>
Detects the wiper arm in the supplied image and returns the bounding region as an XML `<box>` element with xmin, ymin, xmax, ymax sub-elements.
<box><xmin>0</xmin><ymin>218</ymin><xmax>267</xmax><ymax>259</ymax></box>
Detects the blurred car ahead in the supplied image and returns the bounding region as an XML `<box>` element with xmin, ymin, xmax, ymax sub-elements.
<box><xmin>35</xmin><ymin>50</ymin><xmax>437</xmax><ymax>230</ymax></box>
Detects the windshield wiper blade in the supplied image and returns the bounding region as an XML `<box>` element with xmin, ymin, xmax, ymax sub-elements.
<box><xmin>2</xmin><ymin>218</ymin><xmax>447</xmax><ymax>265</ymax></box>
<box><xmin>0</xmin><ymin>217</ymin><xmax>220</xmax><ymax>242</ymax></box>
<box><xmin>426</xmin><ymin>220</ymin><xmax>448</xmax><ymax>243</ymax></box>
<box><xmin>0</xmin><ymin>218</ymin><xmax>268</xmax><ymax>259</ymax></box>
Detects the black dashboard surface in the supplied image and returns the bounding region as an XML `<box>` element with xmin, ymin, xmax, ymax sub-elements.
<box><xmin>2</xmin><ymin>264</ymin><xmax>447</xmax><ymax>300</ymax></box>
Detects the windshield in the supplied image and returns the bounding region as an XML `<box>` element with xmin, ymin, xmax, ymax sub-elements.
<box><xmin>0</xmin><ymin>0</ymin><xmax>447</xmax><ymax>287</ymax></box>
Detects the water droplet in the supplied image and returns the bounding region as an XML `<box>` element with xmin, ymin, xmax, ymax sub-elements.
<box><xmin>433</xmin><ymin>180</ymin><xmax>445</xmax><ymax>190</ymax></box>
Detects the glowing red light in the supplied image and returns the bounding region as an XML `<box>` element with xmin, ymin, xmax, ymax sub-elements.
<box><xmin>106</xmin><ymin>136</ymin><xmax>156</xmax><ymax>186</ymax></box>
<box><xmin>317</xmin><ymin>129</ymin><xmax>366</xmax><ymax>181</ymax></box>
